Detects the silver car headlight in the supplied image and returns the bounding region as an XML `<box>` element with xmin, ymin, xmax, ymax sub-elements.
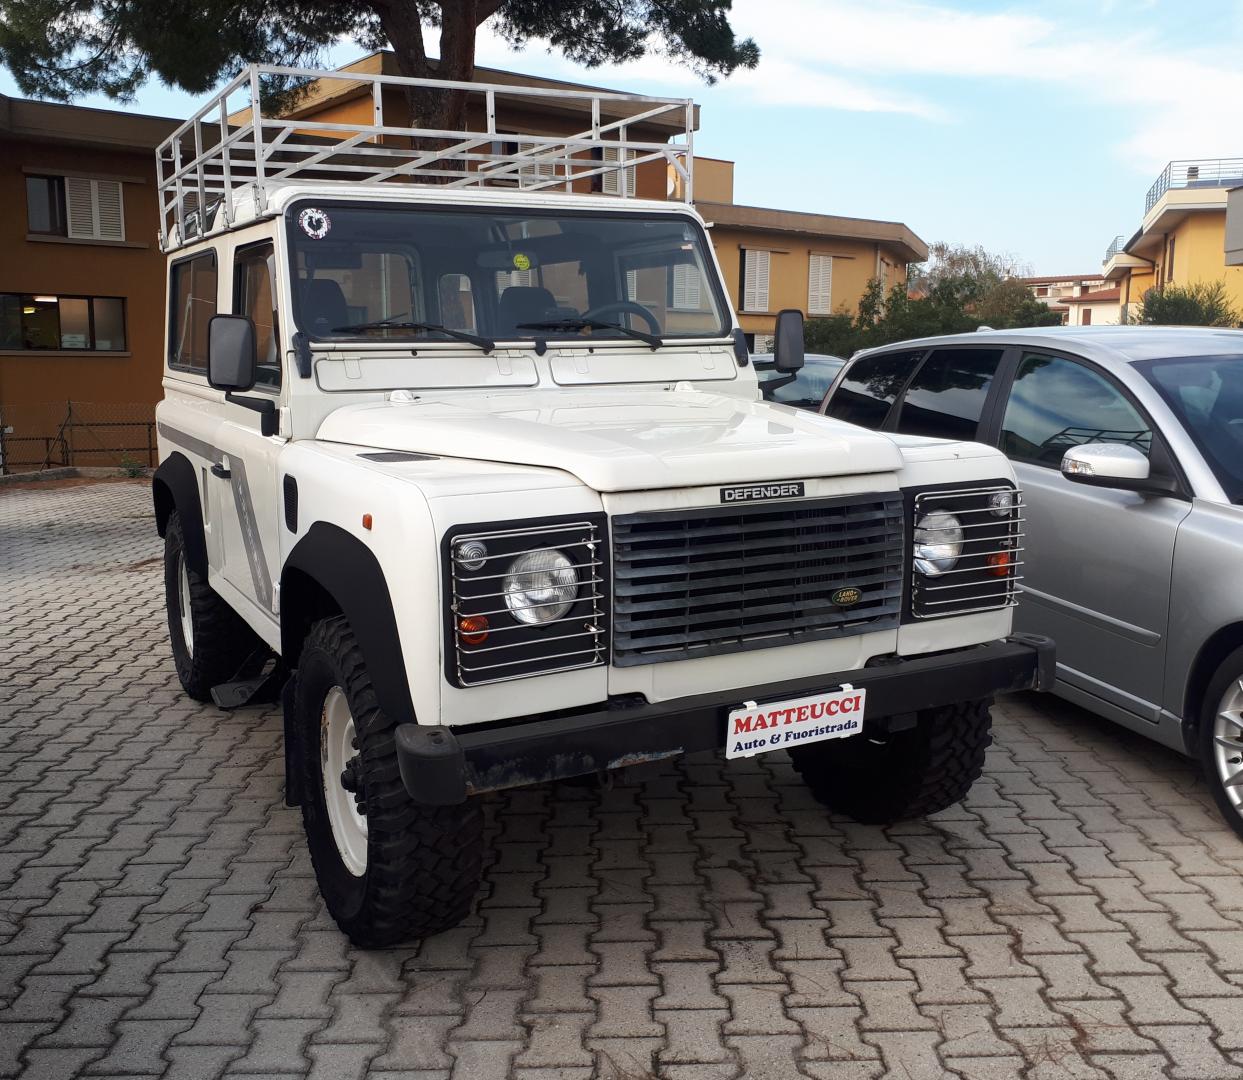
<box><xmin>503</xmin><ymin>548</ymin><xmax>579</xmax><ymax>624</ymax></box>
<box><xmin>913</xmin><ymin>510</ymin><xmax>964</xmax><ymax>576</ymax></box>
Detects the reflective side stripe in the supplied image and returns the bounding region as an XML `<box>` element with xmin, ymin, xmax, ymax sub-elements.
<box><xmin>158</xmin><ymin>423</ymin><xmax>274</xmax><ymax>611</ymax></box>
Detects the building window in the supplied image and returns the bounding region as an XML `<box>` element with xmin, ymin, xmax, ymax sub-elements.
<box><xmin>1082</xmin><ymin>307</ymin><xmax>1092</xmax><ymax>326</ymax></box>
<box><xmin>808</xmin><ymin>254</ymin><xmax>833</xmax><ymax>315</ymax></box>
<box><xmin>670</xmin><ymin>263</ymin><xmax>703</xmax><ymax>310</ymax></box>
<box><xmin>26</xmin><ymin>176</ymin><xmax>67</xmax><ymax>235</ymax></box>
<box><xmin>1166</xmin><ymin>237</ymin><xmax>1176</xmax><ymax>283</ymax></box>
<box><xmin>1035</xmin><ymin>286</ymin><xmax>1049</xmax><ymax>297</ymax></box>
<box><xmin>741</xmin><ymin>249</ymin><xmax>771</xmax><ymax>312</ymax></box>
<box><xmin>0</xmin><ymin>293</ymin><xmax>127</xmax><ymax>352</ymax></box>
<box><xmin>25</xmin><ymin>175</ymin><xmax>125</xmax><ymax>242</ymax></box>
<box><xmin>168</xmin><ymin>252</ymin><xmax>217</xmax><ymax>371</ymax></box>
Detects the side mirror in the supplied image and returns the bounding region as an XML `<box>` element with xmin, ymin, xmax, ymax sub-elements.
<box><xmin>1060</xmin><ymin>442</ymin><xmax>1176</xmax><ymax>494</ymax></box>
<box><xmin>773</xmin><ymin>309</ymin><xmax>805</xmax><ymax>373</ymax></box>
<box><xmin>208</xmin><ymin>314</ymin><xmax>257</xmax><ymax>392</ymax></box>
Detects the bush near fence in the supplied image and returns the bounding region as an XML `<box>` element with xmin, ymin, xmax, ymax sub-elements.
<box><xmin>0</xmin><ymin>402</ymin><xmax>157</xmax><ymax>474</ymax></box>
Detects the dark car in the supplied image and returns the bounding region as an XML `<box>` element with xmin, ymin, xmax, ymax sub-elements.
<box><xmin>755</xmin><ymin>352</ymin><xmax>845</xmax><ymax>409</ymax></box>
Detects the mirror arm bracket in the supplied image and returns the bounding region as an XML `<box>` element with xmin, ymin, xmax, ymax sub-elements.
<box><xmin>226</xmin><ymin>393</ymin><xmax>278</xmax><ymax>437</ymax></box>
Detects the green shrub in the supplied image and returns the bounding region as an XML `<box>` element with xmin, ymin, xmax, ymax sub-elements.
<box><xmin>1138</xmin><ymin>281</ymin><xmax>1241</xmax><ymax>327</ymax></box>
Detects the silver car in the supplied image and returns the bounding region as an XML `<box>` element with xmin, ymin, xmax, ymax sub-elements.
<box><xmin>820</xmin><ymin>326</ymin><xmax>1243</xmax><ymax>836</ymax></box>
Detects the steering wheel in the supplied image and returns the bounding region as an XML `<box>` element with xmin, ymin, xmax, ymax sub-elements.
<box><xmin>581</xmin><ymin>301</ymin><xmax>661</xmax><ymax>336</ymax></box>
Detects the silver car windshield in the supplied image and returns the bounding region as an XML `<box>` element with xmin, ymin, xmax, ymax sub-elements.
<box><xmin>1142</xmin><ymin>355</ymin><xmax>1243</xmax><ymax>503</ymax></box>
<box><xmin>286</xmin><ymin>203</ymin><xmax>729</xmax><ymax>345</ymax></box>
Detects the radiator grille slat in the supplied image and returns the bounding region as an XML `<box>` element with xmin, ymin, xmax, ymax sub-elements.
<box><xmin>611</xmin><ymin>493</ymin><xmax>905</xmax><ymax>666</ymax></box>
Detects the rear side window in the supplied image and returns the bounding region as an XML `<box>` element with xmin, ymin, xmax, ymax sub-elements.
<box><xmin>235</xmin><ymin>243</ymin><xmax>280</xmax><ymax>388</ymax></box>
<box><xmin>1001</xmin><ymin>352</ymin><xmax>1152</xmax><ymax>467</ymax></box>
<box><xmin>896</xmin><ymin>348</ymin><xmax>1004</xmax><ymax>441</ymax></box>
<box><xmin>169</xmin><ymin>252</ymin><xmax>217</xmax><ymax>372</ymax></box>
<box><xmin>826</xmin><ymin>349</ymin><xmax>924</xmax><ymax>428</ymax></box>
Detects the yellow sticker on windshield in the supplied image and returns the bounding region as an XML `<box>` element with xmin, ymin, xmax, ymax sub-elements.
<box><xmin>513</xmin><ymin>253</ymin><xmax>531</xmax><ymax>271</ymax></box>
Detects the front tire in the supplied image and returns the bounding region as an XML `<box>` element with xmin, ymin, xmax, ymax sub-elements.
<box><xmin>789</xmin><ymin>699</ymin><xmax>993</xmax><ymax>823</ymax></box>
<box><xmin>295</xmin><ymin>615</ymin><xmax>484</xmax><ymax>947</ymax></box>
<box><xmin>163</xmin><ymin>510</ymin><xmax>260</xmax><ymax>701</ymax></box>
<box><xmin>1199</xmin><ymin>647</ymin><xmax>1243</xmax><ymax>840</ymax></box>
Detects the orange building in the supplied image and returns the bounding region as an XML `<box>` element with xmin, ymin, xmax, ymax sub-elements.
<box><xmin>0</xmin><ymin>93</ymin><xmax>176</xmax><ymax>471</ymax></box>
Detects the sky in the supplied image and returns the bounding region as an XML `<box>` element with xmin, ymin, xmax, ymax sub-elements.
<box><xmin>4</xmin><ymin>0</ymin><xmax>1243</xmax><ymax>275</ymax></box>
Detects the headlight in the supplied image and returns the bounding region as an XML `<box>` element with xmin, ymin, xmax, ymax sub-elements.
<box><xmin>503</xmin><ymin>549</ymin><xmax>579</xmax><ymax>624</ymax></box>
<box><xmin>913</xmin><ymin>510</ymin><xmax>964</xmax><ymax>576</ymax></box>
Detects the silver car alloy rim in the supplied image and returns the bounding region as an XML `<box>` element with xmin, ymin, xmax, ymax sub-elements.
<box><xmin>321</xmin><ymin>686</ymin><xmax>368</xmax><ymax>877</ymax></box>
<box><xmin>177</xmin><ymin>552</ymin><xmax>194</xmax><ymax>655</ymax></box>
<box><xmin>1213</xmin><ymin>677</ymin><xmax>1243</xmax><ymax>819</ymax></box>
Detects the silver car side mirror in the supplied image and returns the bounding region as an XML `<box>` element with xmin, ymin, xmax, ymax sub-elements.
<box><xmin>1061</xmin><ymin>442</ymin><xmax>1150</xmax><ymax>483</ymax></box>
<box><xmin>1060</xmin><ymin>442</ymin><xmax>1179</xmax><ymax>495</ymax></box>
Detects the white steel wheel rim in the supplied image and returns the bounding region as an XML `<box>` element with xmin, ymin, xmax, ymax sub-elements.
<box><xmin>321</xmin><ymin>686</ymin><xmax>368</xmax><ymax>877</ymax></box>
<box><xmin>177</xmin><ymin>552</ymin><xmax>194</xmax><ymax>655</ymax></box>
<box><xmin>1213</xmin><ymin>677</ymin><xmax>1243</xmax><ymax>819</ymax></box>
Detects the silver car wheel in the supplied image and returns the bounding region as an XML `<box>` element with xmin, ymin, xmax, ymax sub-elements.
<box><xmin>321</xmin><ymin>687</ymin><xmax>368</xmax><ymax>877</ymax></box>
<box><xmin>1213</xmin><ymin>677</ymin><xmax>1243</xmax><ymax>819</ymax></box>
<box><xmin>177</xmin><ymin>552</ymin><xmax>194</xmax><ymax>655</ymax></box>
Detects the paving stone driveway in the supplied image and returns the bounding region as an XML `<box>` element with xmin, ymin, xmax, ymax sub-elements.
<box><xmin>2</xmin><ymin>479</ymin><xmax>1243</xmax><ymax>1080</ymax></box>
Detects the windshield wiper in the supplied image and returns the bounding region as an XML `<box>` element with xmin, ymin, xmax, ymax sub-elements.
<box><xmin>331</xmin><ymin>320</ymin><xmax>495</xmax><ymax>354</ymax></box>
<box><xmin>517</xmin><ymin>318</ymin><xmax>662</xmax><ymax>351</ymax></box>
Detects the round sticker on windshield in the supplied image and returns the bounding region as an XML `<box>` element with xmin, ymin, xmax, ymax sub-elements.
<box><xmin>298</xmin><ymin>208</ymin><xmax>331</xmax><ymax>240</ymax></box>
<box><xmin>512</xmin><ymin>253</ymin><xmax>531</xmax><ymax>271</ymax></box>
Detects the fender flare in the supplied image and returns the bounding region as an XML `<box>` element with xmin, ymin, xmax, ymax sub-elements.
<box><xmin>152</xmin><ymin>452</ymin><xmax>208</xmax><ymax>577</ymax></box>
<box><xmin>282</xmin><ymin>522</ymin><xmax>415</xmax><ymax>726</ymax></box>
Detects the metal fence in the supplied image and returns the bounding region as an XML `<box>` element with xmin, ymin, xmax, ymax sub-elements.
<box><xmin>0</xmin><ymin>402</ymin><xmax>157</xmax><ymax>475</ymax></box>
<box><xmin>1145</xmin><ymin>158</ymin><xmax>1243</xmax><ymax>214</ymax></box>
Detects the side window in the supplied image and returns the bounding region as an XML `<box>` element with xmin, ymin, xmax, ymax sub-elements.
<box><xmin>1001</xmin><ymin>352</ymin><xmax>1152</xmax><ymax>467</ymax></box>
<box><xmin>168</xmin><ymin>252</ymin><xmax>217</xmax><ymax>372</ymax></box>
<box><xmin>896</xmin><ymin>348</ymin><xmax>1004</xmax><ymax>442</ymax></box>
<box><xmin>235</xmin><ymin>243</ymin><xmax>280</xmax><ymax>388</ymax></box>
<box><xmin>826</xmin><ymin>349</ymin><xmax>924</xmax><ymax>429</ymax></box>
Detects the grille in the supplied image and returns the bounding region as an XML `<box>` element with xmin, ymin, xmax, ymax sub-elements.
<box><xmin>612</xmin><ymin>494</ymin><xmax>905</xmax><ymax>666</ymax></box>
<box><xmin>910</xmin><ymin>485</ymin><xmax>1024</xmax><ymax>619</ymax></box>
<box><xmin>447</xmin><ymin>519</ymin><xmax>608</xmax><ymax>686</ymax></box>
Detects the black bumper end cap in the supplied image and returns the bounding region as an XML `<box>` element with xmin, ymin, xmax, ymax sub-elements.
<box><xmin>395</xmin><ymin>723</ymin><xmax>468</xmax><ymax>805</ymax></box>
<box><xmin>1008</xmin><ymin>633</ymin><xmax>1056</xmax><ymax>691</ymax></box>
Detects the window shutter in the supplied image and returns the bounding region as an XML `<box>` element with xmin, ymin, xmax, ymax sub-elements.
<box><xmin>626</xmin><ymin>269</ymin><xmax>639</xmax><ymax>302</ymax></box>
<box><xmin>65</xmin><ymin>178</ymin><xmax>125</xmax><ymax>241</ymax></box>
<box><xmin>65</xmin><ymin>178</ymin><xmax>96</xmax><ymax>239</ymax></box>
<box><xmin>517</xmin><ymin>141</ymin><xmax>556</xmax><ymax>185</ymax></box>
<box><xmin>95</xmin><ymin>181</ymin><xmax>125</xmax><ymax>241</ymax></box>
<box><xmin>601</xmin><ymin>146</ymin><xmax>632</xmax><ymax>196</ymax></box>
<box><xmin>808</xmin><ymin>254</ymin><xmax>832</xmax><ymax>315</ymax></box>
<box><xmin>743</xmin><ymin>249</ymin><xmax>770</xmax><ymax>312</ymax></box>
<box><xmin>672</xmin><ymin>263</ymin><xmax>701</xmax><ymax>310</ymax></box>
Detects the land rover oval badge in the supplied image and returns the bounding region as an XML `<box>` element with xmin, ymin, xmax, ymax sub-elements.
<box><xmin>832</xmin><ymin>587</ymin><xmax>862</xmax><ymax>607</ymax></box>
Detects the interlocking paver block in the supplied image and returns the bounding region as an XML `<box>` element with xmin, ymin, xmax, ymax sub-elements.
<box><xmin>5</xmin><ymin>479</ymin><xmax>1243</xmax><ymax>1080</ymax></box>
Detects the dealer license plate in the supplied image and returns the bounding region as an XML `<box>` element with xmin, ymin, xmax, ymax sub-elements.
<box><xmin>725</xmin><ymin>686</ymin><xmax>866</xmax><ymax>759</ymax></box>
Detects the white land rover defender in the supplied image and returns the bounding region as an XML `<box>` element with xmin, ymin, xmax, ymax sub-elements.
<box><xmin>152</xmin><ymin>67</ymin><xmax>1052</xmax><ymax>946</ymax></box>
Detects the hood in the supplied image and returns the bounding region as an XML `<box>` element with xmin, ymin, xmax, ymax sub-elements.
<box><xmin>316</xmin><ymin>389</ymin><xmax>903</xmax><ymax>493</ymax></box>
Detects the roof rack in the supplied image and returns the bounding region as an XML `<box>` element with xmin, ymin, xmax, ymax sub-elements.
<box><xmin>156</xmin><ymin>63</ymin><xmax>696</xmax><ymax>251</ymax></box>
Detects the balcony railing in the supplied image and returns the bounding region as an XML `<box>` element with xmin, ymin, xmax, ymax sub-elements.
<box><xmin>1104</xmin><ymin>234</ymin><xmax>1126</xmax><ymax>261</ymax></box>
<box><xmin>1146</xmin><ymin>158</ymin><xmax>1243</xmax><ymax>214</ymax></box>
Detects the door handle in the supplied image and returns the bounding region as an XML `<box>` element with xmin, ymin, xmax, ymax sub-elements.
<box><xmin>210</xmin><ymin>463</ymin><xmax>231</xmax><ymax>480</ymax></box>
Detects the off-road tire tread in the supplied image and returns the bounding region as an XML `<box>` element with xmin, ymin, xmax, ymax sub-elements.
<box><xmin>297</xmin><ymin>615</ymin><xmax>483</xmax><ymax>947</ymax></box>
<box><xmin>164</xmin><ymin>511</ymin><xmax>259</xmax><ymax>701</ymax></box>
<box><xmin>789</xmin><ymin>698</ymin><xmax>993</xmax><ymax>823</ymax></box>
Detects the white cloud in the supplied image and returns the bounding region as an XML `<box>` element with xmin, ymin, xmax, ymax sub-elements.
<box><xmin>469</xmin><ymin>0</ymin><xmax>1243</xmax><ymax>174</ymax></box>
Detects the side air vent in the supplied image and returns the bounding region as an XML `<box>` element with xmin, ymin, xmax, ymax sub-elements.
<box><xmin>282</xmin><ymin>475</ymin><xmax>297</xmax><ymax>533</ymax></box>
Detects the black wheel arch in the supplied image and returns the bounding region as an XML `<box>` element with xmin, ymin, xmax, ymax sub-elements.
<box><xmin>153</xmin><ymin>452</ymin><xmax>208</xmax><ymax>577</ymax></box>
<box><xmin>281</xmin><ymin>522</ymin><xmax>415</xmax><ymax>727</ymax></box>
<box><xmin>1182</xmin><ymin>622</ymin><xmax>1243</xmax><ymax>754</ymax></box>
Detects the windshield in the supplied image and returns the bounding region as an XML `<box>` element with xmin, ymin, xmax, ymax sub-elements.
<box><xmin>1140</xmin><ymin>354</ymin><xmax>1243</xmax><ymax>503</ymax></box>
<box><xmin>286</xmin><ymin>202</ymin><xmax>729</xmax><ymax>345</ymax></box>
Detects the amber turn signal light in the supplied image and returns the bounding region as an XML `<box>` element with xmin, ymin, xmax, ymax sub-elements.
<box><xmin>458</xmin><ymin>615</ymin><xmax>489</xmax><ymax>645</ymax></box>
<box><xmin>986</xmin><ymin>552</ymin><xmax>1012</xmax><ymax>577</ymax></box>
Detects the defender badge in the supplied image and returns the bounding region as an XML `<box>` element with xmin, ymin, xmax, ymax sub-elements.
<box><xmin>720</xmin><ymin>481</ymin><xmax>805</xmax><ymax>503</ymax></box>
<box><xmin>831</xmin><ymin>587</ymin><xmax>862</xmax><ymax>607</ymax></box>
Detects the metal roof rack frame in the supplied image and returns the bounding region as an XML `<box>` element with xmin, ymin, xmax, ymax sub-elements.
<box><xmin>156</xmin><ymin>63</ymin><xmax>696</xmax><ymax>252</ymax></box>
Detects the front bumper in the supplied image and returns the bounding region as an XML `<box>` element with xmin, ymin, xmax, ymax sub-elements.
<box><xmin>396</xmin><ymin>634</ymin><xmax>1055</xmax><ymax>805</ymax></box>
